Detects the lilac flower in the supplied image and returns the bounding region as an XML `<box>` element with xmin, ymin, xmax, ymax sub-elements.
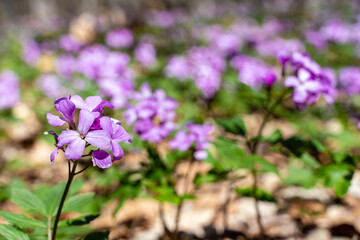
<box><xmin>231</xmin><ymin>55</ymin><xmax>277</xmax><ymax>89</ymax></box>
<box><xmin>105</xmin><ymin>29</ymin><xmax>133</xmax><ymax>48</ymax></box>
<box><xmin>46</xmin><ymin>97</ymin><xmax>76</xmax><ymax>128</ymax></box>
<box><xmin>170</xmin><ymin>123</ymin><xmax>214</xmax><ymax>160</ymax></box>
<box><xmin>55</xmin><ymin>109</ymin><xmax>109</xmax><ymax>160</ymax></box>
<box><xmin>99</xmin><ymin>52</ymin><xmax>131</xmax><ymax>79</ymax></box>
<box><xmin>77</xmin><ymin>45</ymin><xmax>108</xmax><ymax>80</ymax></box>
<box><xmin>320</xmin><ymin>20</ymin><xmax>351</xmax><ymax>44</ymax></box>
<box><xmin>92</xmin><ymin>117</ymin><xmax>132</xmax><ymax>158</ymax></box>
<box><xmin>164</xmin><ymin>56</ymin><xmax>190</xmax><ymax>80</ymax></box>
<box><xmin>124</xmin><ymin>83</ymin><xmax>178</xmax><ymax>143</ymax></box>
<box><xmin>0</xmin><ymin>70</ymin><xmax>20</xmax><ymax>109</ymax></box>
<box><xmin>70</xmin><ymin>95</ymin><xmax>114</xmax><ymax>117</ymax></box>
<box><xmin>59</xmin><ymin>34</ymin><xmax>82</xmax><ymax>52</ymax></box>
<box><xmin>339</xmin><ymin>67</ymin><xmax>360</xmax><ymax>95</ymax></box>
<box><xmin>22</xmin><ymin>39</ymin><xmax>41</xmax><ymax>65</ymax></box>
<box><xmin>284</xmin><ymin>68</ymin><xmax>322</xmax><ymax>108</ymax></box>
<box><xmin>187</xmin><ymin>47</ymin><xmax>226</xmax><ymax>98</ymax></box>
<box><xmin>56</xmin><ymin>54</ymin><xmax>78</xmax><ymax>79</ymax></box>
<box><xmin>47</xmin><ymin>96</ymin><xmax>132</xmax><ymax>166</ymax></box>
<box><xmin>134</xmin><ymin>43</ymin><xmax>157</xmax><ymax>68</ymax></box>
<box><xmin>256</xmin><ymin>38</ymin><xmax>304</xmax><ymax>58</ymax></box>
<box><xmin>282</xmin><ymin>53</ymin><xmax>337</xmax><ymax>109</ymax></box>
<box><xmin>36</xmin><ymin>74</ymin><xmax>67</xmax><ymax>98</ymax></box>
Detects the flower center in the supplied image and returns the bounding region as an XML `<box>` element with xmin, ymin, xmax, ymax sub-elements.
<box><xmin>80</xmin><ymin>134</ymin><xmax>86</xmax><ymax>139</ymax></box>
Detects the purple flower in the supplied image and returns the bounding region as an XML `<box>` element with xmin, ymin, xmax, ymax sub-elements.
<box><xmin>22</xmin><ymin>39</ymin><xmax>41</xmax><ymax>65</ymax></box>
<box><xmin>93</xmin><ymin>117</ymin><xmax>132</xmax><ymax>158</ymax></box>
<box><xmin>134</xmin><ymin>43</ymin><xmax>157</xmax><ymax>68</ymax></box>
<box><xmin>339</xmin><ymin>67</ymin><xmax>360</xmax><ymax>95</ymax></box>
<box><xmin>70</xmin><ymin>95</ymin><xmax>114</xmax><ymax>117</ymax></box>
<box><xmin>46</xmin><ymin>97</ymin><xmax>76</xmax><ymax>128</ymax></box>
<box><xmin>77</xmin><ymin>45</ymin><xmax>108</xmax><ymax>80</ymax></box>
<box><xmin>124</xmin><ymin>83</ymin><xmax>178</xmax><ymax>143</ymax></box>
<box><xmin>0</xmin><ymin>70</ymin><xmax>19</xmax><ymax>109</ymax></box>
<box><xmin>56</xmin><ymin>54</ymin><xmax>78</xmax><ymax>78</ymax></box>
<box><xmin>91</xmin><ymin>150</ymin><xmax>114</xmax><ymax>169</ymax></box>
<box><xmin>170</xmin><ymin>123</ymin><xmax>214</xmax><ymax>160</ymax></box>
<box><xmin>105</xmin><ymin>29</ymin><xmax>134</xmax><ymax>48</ymax></box>
<box><xmin>231</xmin><ymin>55</ymin><xmax>277</xmax><ymax>89</ymax></box>
<box><xmin>56</xmin><ymin>109</ymin><xmax>109</xmax><ymax>160</ymax></box>
<box><xmin>164</xmin><ymin>56</ymin><xmax>190</xmax><ymax>80</ymax></box>
<box><xmin>256</xmin><ymin>38</ymin><xmax>304</xmax><ymax>57</ymax></box>
<box><xmin>36</xmin><ymin>74</ymin><xmax>68</xmax><ymax>98</ymax></box>
<box><xmin>284</xmin><ymin>68</ymin><xmax>321</xmax><ymax>108</ymax></box>
<box><xmin>59</xmin><ymin>34</ymin><xmax>82</xmax><ymax>52</ymax></box>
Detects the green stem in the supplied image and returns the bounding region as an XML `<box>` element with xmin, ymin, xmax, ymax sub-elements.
<box><xmin>248</xmin><ymin>88</ymin><xmax>289</xmax><ymax>239</ymax></box>
<box><xmin>173</xmin><ymin>159</ymin><xmax>195</xmax><ymax>240</ymax></box>
<box><xmin>52</xmin><ymin>161</ymin><xmax>78</xmax><ymax>240</ymax></box>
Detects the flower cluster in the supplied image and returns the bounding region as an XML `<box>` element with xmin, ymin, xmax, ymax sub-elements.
<box><xmin>164</xmin><ymin>47</ymin><xmax>225</xmax><ymax>99</ymax></box>
<box><xmin>281</xmin><ymin>52</ymin><xmax>337</xmax><ymax>109</ymax></box>
<box><xmin>134</xmin><ymin>42</ymin><xmax>157</xmax><ymax>68</ymax></box>
<box><xmin>339</xmin><ymin>67</ymin><xmax>360</xmax><ymax>95</ymax></box>
<box><xmin>231</xmin><ymin>55</ymin><xmax>277</xmax><ymax>89</ymax></box>
<box><xmin>0</xmin><ymin>70</ymin><xmax>20</xmax><ymax>109</ymax></box>
<box><xmin>105</xmin><ymin>28</ymin><xmax>134</xmax><ymax>49</ymax></box>
<box><xmin>124</xmin><ymin>83</ymin><xmax>178</xmax><ymax>143</ymax></box>
<box><xmin>46</xmin><ymin>95</ymin><xmax>131</xmax><ymax>168</ymax></box>
<box><xmin>169</xmin><ymin>122</ymin><xmax>214</xmax><ymax>160</ymax></box>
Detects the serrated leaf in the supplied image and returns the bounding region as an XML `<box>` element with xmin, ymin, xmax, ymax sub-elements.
<box><xmin>216</xmin><ymin>116</ymin><xmax>247</xmax><ymax>136</ymax></box>
<box><xmin>62</xmin><ymin>193</ymin><xmax>95</xmax><ymax>213</ymax></box>
<box><xmin>0</xmin><ymin>224</ymin><xmax>29</xmax><ymax>240</ymax></box>
<box><xmin>0</xmin><ymin>211</ymin><xmax>46</xmax><ymax>229</ymax></box>
<box><xmin>11</xmin><ymin>188</ymin><xmax>47</xmax><ymax>216</ymax></box>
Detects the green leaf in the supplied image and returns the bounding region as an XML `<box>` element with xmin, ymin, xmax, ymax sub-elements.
<box><xmin>194</xmin><ymin>172</ymin><xmax>226</xmax><ymax>186</ymax></box>
<box><xmin>300</xmin><ymin>152</ymin><xmax>321</xmax><ymax>167</ymax></box>
<box><xmin>251</xmin><ymin>155</ymin><xmax>279</xmax><ymax>175</ymax></box>
<box><xmin>216</xmin><ymin>116</ymin><xmax>247</xmax><ymax>136</ymax></box>
<box><xmin>44</xmin><ymin>183</ymin><xmax>65</xmax><ymax>217</ymax></box>
<box><xmin>284</xmin><ymin>167</ymin><xmax>317</xmax><ymax>188</ymax></box>
<box><xmin>0</xmin><ymin>224</ymin><xmax>29</xmax><ymax>240</ymax></box>
<box><xmin>66</xmin><ymin>214</ymin><xmax>99</xmax><ymax>226</ymax></box>
<box><xmin>62</xmin><ymin>193</ymin><xmax>95</xmax><ymax>213</ymax></box>
<box><xmin>11</xmin><ymin>188</ymin><xmax>47</xmax><ymax>216</ymax></box>
<box><xmin>266</xmin><ymin>129</ymin><xmax>282</xmax><ymax>144</ymax></box>
<box><xmin>282</xmin><ymin>136</ymin><xmax>317</xmax><ymax>157</ymax></box>
<box><xmin>0</xmin><ymin>211</ymin><xmax>46</xmax><ymax>229</ymax></box>
<box><xmin>235</xmin><ymin>187</ymin><xmax>276</xmax><ymax>202</ymax></box>
<box><xmin>315</xmin><ymin>163</ymin><xmax>353</xmax><ymax>197</ymax></box>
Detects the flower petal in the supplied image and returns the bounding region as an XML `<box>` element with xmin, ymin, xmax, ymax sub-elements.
<box><xmin>92</xmin><ymin>150</ymin><xmax>113</xmax><ymax>168</ymax></box>
<box><xmin>47</xmin><ymin>113</ymin><xmax>66</xmax><ymax>127</ymax></box>
<box><xmin>284</xmin><ymin>76</ymin><xmax>299</xmax><ymax>88</ymax></box>
<box><xmin>54</xmin><ymin>97</ymin><xmax>76</xmax><ymax>124</ymax></box>
<box><xmin>70</xmin><ymin>95</ymin><xmax>87</xmax><ymax>110</ymax></box>
<box><xmin>113</xmin><ymin>125</ymin><xmax>132</xmax><ymax>142</ymax></box>
<box><xmin>99</xmin><ymin>116</ymin><xmax>113</xmax><ymax>135</ymax></box>
<box><xmin>64</xmin><ymin>138</ymin><xmax>86</xmax><ymax>160</ymax></box>
<box><xmin>111</xmin><ymin>141</ymin><xmax>123</xmax><ymax>158</ymax></box>
<box><xmin>84</xmin><ymin>96</ymin><xmax>102</xmax><ymax>111</ymax></box>
<box><xmin>85</xmin><ymin>130</ymin><xmax>111</xmax><ymax>149</ymax></box>
<box><xmin>50</xmin><ymin>147</ymin><xmax>59</xmax><ymax>164</ymax></box>
<box><xmin>58</xmin><ymin>130</ymin><xmax>80</xmax><ymax>147</ymax></box>
<box><xmin>78</xmin><ymin>109</ymin><xmax>95</xmax><ymax>135</ymax></box>
<box><xmin>194</xmin><ymin>150</ymin><xmax>208</xmax><ymax>160</ymax></box>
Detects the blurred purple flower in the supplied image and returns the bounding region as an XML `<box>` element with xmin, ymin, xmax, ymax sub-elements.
<box><xmin>124</xmin><ymin>83</ymin><xmax>178</xmax><ymax>143</ymax></box>
<box><xmin>231</xmin><ymin>55</ymin><xmax>277</xmax><ymax>89</ymax></box>
<box><xmin>77</xmin><ymin>45</ymin><xmax>108</xmax><ymax>80</ymax></box>
<box><xmin>170</xmin><ymin>122</ymin><xmax>214</xmax><ymax>160</ymax></box>
<box><xmin>134</xmin><ymin>42</ymin><xmax>157</xmax><ymax>68</ymax></box>
<box><xmin>59</xmin><ymin>34</ymin><xmax>82</xmax><ymax>52</ymax></box>
<box><xmin>56</xmin><ymin>54</ymin><xmax>78</xmax><ymax>78</ymax></box>
<box><xmin>105</xmin><ymin>29</ymin><xmax>134</xmax><ymax>48</ymax></box>
<box><xmin>70</xmin><ymin>95</ymin><xmax>114</xmax><ymax>117</ymax></box>
<box><xmin>164</xmin><ymin>56</ymin><xmax>190</xmax><ymax>80</ymax></box>
<box><xmin>339</xmin><ymin>67</ymin><xmax>360</xmax><ymax>95</ymax></box>
<box><xmin>0</xmin><ymin>70</ymin><xmax>20</xmax><ymax>109</ymax></box>
<box><xmin>22</xmin><ymin>39</ymin><xmax>41</xmax><ymax>65</ymax></box>
<box><xmin>36</xmin><ymin>74</ymin><xmax>67</xmax><ymax>98</ymax></box>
